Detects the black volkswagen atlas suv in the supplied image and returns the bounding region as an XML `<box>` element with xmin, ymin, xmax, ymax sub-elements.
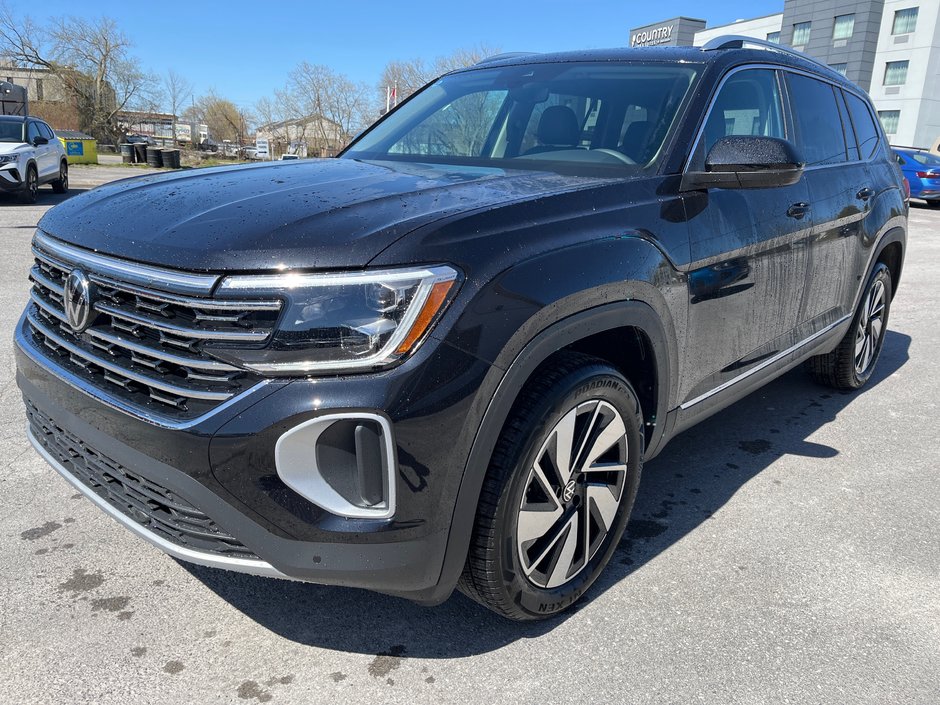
<box><xmin>16</xmin><ymin>37</ymin><xmax>907</xmax><ymax>620</ymax></box>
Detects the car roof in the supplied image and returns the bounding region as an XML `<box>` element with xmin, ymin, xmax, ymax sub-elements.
<box><xmin>460</xmin><ymin>45</ymin><xmax>856</xmax><ymax>93</ymax></box>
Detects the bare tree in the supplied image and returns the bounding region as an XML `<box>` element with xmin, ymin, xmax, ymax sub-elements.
<box><xmin>0</xmin><ymin>5</ymin><xmax>158</xmax><ymax>142</ymax></box>
<box><xmin>378</xmin><ymin>44</ymin><xmax>500</xmax><ymax>113</ymax></box>
<box><xmin>192</xmin><ymin>92</ymin><xmax>251</xmax><ymax>145</ymax></box>
<box><xmin>163</xmin><ymin>69</ymin><xmax>192</xmax><ymax>145</ymax></box>
<box><xmin>285</xmin><ymin>63</ymin><xmax>371</xmax><ymax>156</ymax></box>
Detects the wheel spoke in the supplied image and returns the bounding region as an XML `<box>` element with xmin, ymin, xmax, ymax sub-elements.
<box><xmin>524</xmin><ymin>512</ymin><xmax>576</xmax><ymax>578</ymax></box>
<box><xmin>518</xmin><ymin>503</ymin><xmax>563</xmax><ymax>545</ymax></box>
<box><xmin>545</xmin><ymin>513</ymin><xmax>579</xmax><ymax>588</ymax></box>
<box><xmin>551</xmin><ymin>408</ymin><xmax>577</xmax><ymax>485</ymax></box>
<box><xmin>586</xmin><ymin>484</ymin><xmax>619</xmax><ymax>534</ymax></box>
<box><xmin>870</xmin><ymin>317</ymin><xmax>883</xmax><ymax>342</ymax></box>
<box><xmin>581</xmin><ymin>462</ymin><xmax>628</xmax><ymax>474</ymax></box>
<box><xmin>580</xmin><ymin>413</ymin><xmax>626</xmax><ymax>472</ymax></box>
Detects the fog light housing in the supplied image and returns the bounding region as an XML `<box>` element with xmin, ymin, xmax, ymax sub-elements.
<box><xmin>275</xmin><ymin>413</ymin><xmax>396</xmax><ymax>519</ymax></box>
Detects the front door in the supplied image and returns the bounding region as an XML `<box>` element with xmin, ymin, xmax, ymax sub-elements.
<box><xmin>680</xmin><ymin>67</ymin><xmax>812</xmax><ymax>405</ymax></box>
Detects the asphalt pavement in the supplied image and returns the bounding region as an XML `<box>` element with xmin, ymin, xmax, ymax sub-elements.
<box><xmin>1</xmin><ymin>170</ymin><xmax>938</xmax><ymax>704</ymax></box>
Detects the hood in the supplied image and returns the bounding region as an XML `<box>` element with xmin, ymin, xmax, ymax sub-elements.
<box><xmin>0</xmin><ymin>141</ymin><xmax>28</xmax><ymax>156</ymax></box>
<box><xmin>38</xmin><ymin>158</ymin><xmax>611</xmax><ymax>271</ymax></box>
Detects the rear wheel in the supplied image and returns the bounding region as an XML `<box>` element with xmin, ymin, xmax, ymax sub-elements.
<box><xmin>458</xmin><ymin>352</ymin><xmax>644</xmax><ymax>620</ymax></box>
<box><xmin>51</xmin><ymin>161</ymin><xmax>68</xmax><ymax>194</ymax></box>
<box><xmin>806</xmin><ymin>263</ymin><xmax>892</xmax><ymax>390</ymax></box>
<box><xmin>926</xmin><ymin>200</ymin><xmax>940</xmax><ymax>209</ymax></box>
<box><xmin>18</xmin><ymin>165</ymin><xmax>38</xmax><ymax>204</ymax></box>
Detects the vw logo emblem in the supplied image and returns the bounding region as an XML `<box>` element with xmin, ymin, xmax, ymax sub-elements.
<box><xmin>63</xmin><ymin>269</ymin><xmax>96</xmax><ymax>333</ymax></box>
<box><xmin>562</xmin><ymin>480</ymin><xmax>577</xmax><ymax>503</ymax></box>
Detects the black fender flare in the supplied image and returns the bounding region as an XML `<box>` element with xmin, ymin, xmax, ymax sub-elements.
<box><xmin>430</xmin><ymin>300</ymin><xmax>673</xmax><ymax>602</ymax></box>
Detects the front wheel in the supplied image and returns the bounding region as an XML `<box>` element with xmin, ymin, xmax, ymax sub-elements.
<box><xmin>806</xmin><ymin>263</ymin><xmax>892</xmax><ymax>390</ymax></box>
<box><xmin>458</xmin><ymin>352</ymin><xmax>644</xmax><ymax>620</ymax></box>
<box><xmin>18</xmin><ymin>165</ymin><xmax>38</xmax><ymax>204</ymax></box>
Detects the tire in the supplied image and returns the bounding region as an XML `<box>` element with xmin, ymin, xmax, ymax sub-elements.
<box><xmin>18</xmin><ymin>165</ymin><xmax>38</xmax><ymax>204</ymax></box>
<box><xmin>806</xmin><ymin>263</ymin><xmax>892</xmax><ymax>390</ymax></box>
<box><xmin>51</xmin><ymin>161</ymin><xmax>68</xmax><ymax>194</ymax></box>
<box><xmin>458</xmin><ymin>351</ymin><xmax>644</xmax><ymax>620</ymax></box>
<box><xmin>926</xmin><ymin>200</ymin><xmax>940</xmax><ymax>209</ymax></box>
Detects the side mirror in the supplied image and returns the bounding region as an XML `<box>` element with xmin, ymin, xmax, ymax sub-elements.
<box><xmin>32</xmin><ymin>135</ymin><xmax>48</xmax><ymax>146</ymax></box>
<box><xmin>681</xmin><ymin>136</ymin><xmax>804</xmax><ymax>191</ymax></box>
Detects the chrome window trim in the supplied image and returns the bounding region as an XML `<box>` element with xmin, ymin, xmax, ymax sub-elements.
<box><xmin>15</xmin><ymin>312</ymin><xmax>273</xmax><ymax>431</ymax></box>
<box><xmin>27</xmin><ymin>425</ymin><xmax>289</xmax><ymax>579</ymax></box>
<box><xmin>34</xmin><ymin>230</ymin><xmax>220</xmax><ymax>296</ymax></box>
<box><xmin>682</xmin><ymin>63</ymin><xmax>875</xmax><ymax>176</ymax></box>
<box><xmin>680</xmin><ymin>314</ymin><xmax>851</xmax><ymax>410</ymax></box>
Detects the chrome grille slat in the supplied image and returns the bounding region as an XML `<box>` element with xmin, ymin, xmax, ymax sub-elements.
<box><xmin>94</xmin><ymin>301</ymin><xmax>270</xmax><ymax>342</ymax></box>
<box><xmin>25</xmin><ymin>232</ymin><xmax>281</xmax><ymax>418</ymax></box>
<box><xmin>28</xmin><ymin>310</ymin><xmax>232</xmax><ymax>402</ymax></box>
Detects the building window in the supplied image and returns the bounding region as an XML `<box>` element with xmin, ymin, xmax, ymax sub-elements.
<box><xmin>884</xmin><ymin>60</ymin><xmax>909</xmax><ymax>86</ymax></box>
<box><xmin>766</xmin><ymin>31</ymin><xmax>780</xmax><ymax>43</ymax></box>
<box><xmin>878</xmin><ymin>110</ymin><xmax>900</xmax><ymax>135</ymax></box>
<box><xmin>830</xmin><ymin>63</ymin><xmax>848</xmax><ymax>77</ymax></box>
<box><xmin>792</xmin><ymin>22</ymin><xmax>811</xmax><ymax>47</ymax></box>
<box><xmin>35</xmin><ymin>78</ymin><xmax>43</xmax><ymax>101</ymax></box>
<box><xmin>833</xmin><ymin>14</ymin><xmax>855</xmax><ymax>40</ymax></box>
<box><xmin>892</xmin><ymin>7</ymin><xmax>918</xmax><ymax>34</ymax></box>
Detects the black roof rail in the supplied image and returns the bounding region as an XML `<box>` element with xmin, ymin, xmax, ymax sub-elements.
<box><xmin>700</xmin><ymin>34</ymin><xmax>836</xmax><ymax>74</ymax></box>
<box><xmin>474</xmin><ymin>52</ymin><xmax>539</xmax><ymax>66</ymax></box>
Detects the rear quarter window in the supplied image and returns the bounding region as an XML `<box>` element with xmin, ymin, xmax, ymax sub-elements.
<box><xmin>843</xmin><ymin>91</ymin><xmax>882</xmax><ymax>161</ymax></box>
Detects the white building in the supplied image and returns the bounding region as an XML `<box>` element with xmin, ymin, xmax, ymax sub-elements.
<box><xmin>637</xmin><ymin>1</ymin><xmax>940</xmax><ymax>150</ymax></box>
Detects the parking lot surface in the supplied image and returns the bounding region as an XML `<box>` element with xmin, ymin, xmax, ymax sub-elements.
<box><xmin>1</xmin><ymin>172</ymin><xmax>938</xmax><ymax>704</ymax></box>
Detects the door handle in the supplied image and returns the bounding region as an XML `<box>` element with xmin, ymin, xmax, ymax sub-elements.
<box><xmin>787</xmin><ymin>202</ymin><xmax>810</xmax><ymax>219</ymax></box>
<box><xmin>856</xmin><ymin>187</ymin><xmax>875</xmax><ymax>201</ymax></box>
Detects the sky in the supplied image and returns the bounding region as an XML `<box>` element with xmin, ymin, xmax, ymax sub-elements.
<box><xmin>25</xmin><ymin>0</ymin><xmax>784</xmax><ymax>110</ymax></box>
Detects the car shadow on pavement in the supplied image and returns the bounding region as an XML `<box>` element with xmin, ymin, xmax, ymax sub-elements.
<box><xmin>185</xmin><ymin>330</ymin><xmax>911</xmax><ymax>658</ymax></box>
<box><xmin>0</xmin><ymin>188</ymin><xmax>90</xmax><ymax>207</ymax></box>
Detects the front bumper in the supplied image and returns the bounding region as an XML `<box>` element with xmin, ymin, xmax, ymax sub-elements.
<box><xmin>16</xmin><ymin>312</ymin><xmax>493</xmax><ymax>603</ymax></box>
<box><xmin>0</xmin><ymin>164</ymin><xmax>24</xmax><ymax>191</ymax></box>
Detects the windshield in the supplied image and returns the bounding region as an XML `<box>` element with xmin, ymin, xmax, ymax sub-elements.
<box><xmin>0</xmin><ymin>121</ymin><xmax>25</xmax><ymax>143</ymax></box>
<box><xmin>344</xmin><ymin>62</ymin><xmax>699</xmax><ymax>176</ymax></box>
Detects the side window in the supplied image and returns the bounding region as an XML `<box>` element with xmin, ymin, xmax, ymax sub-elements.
<box><xmin>693</xmin><ymin>69</ymin><xmax>785</xmax><ymax>169</ymax></box>
<box><xmin>39</xmin><ymin>122</ymin><xmax>55</xmax><ymax>140</ymax></box>
<box><xmin>843</xmin><ymin>91</ymin><xmax>881</xmax><ymax>161</ymax></box>
<box><xmin>786</xmin><ymin>73</ymin><xmax>848</xmax><ymax>166</ymax></box>
<box><xmin>26</xmin><ymin>121</ymin><xmax>40</xmax><ymax>144</ymax></box>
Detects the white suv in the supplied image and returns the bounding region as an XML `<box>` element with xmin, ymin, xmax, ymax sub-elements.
<box><xmin>0</xmin><ymin>115</ymin><xmax>69</xmax><ymax>203</ymax></box>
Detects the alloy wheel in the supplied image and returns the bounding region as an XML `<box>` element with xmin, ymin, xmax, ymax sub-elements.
<box><xmin>855</xmin><ymin>279</ymin><xmax>885</xmax><ymax>375</ymax></box>
<box><xmin>516</xmin><ymin>400</ymin><xmax>628</xmax><ymax>589</ymax></box>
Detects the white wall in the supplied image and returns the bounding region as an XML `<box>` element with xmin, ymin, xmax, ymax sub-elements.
<box><xmin>694</xmin><ymin>13</ymin><xmax>784</xmax><ymax>45</ymax></box>
<box><xmin>870</xmin><ymin>0</ymin><xmax>940</xmax><ymax>148</ymax></box>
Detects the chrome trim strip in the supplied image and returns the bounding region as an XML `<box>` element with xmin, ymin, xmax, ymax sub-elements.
<box><xmin>28</xmin><ymin>309</ymin><xmax>233</xmax><ymax>402</ymax></box>
<box><xmin>84</xmin><ymin>328</ymin><xmax>240</xmax><ymax>372</ymax></box>
<box><xmin>16</xmin><ymin>314</ymin><xmax>273</xmax><ymax>431</ymax></box>
<box><xmin>680</xmin><ymin>315</ymin><xmax>851</xmax><ymax>410</ymax></box>
<box><xmin>27</xmin><ymin>425</ymin><xmax>288</xmax><ymax>580</ymax></box>
<box><xmin>95</xmin><ymin>302</ymin><xmax>270</xmax><ymax>342</ymax></box>
<box><xmin>34</xmin><ymin>231</ymin><xmax>220</xmax><ymax>296</ymax></box>
<box><xmin>275</xmin><ymin>412</ymin><xmax>397</xmax><ymax>520</ymax></box>
<box><xmin>29</xmin><ymin>265</ymin><xmax>64</xmax><ymax>297</ymax></box>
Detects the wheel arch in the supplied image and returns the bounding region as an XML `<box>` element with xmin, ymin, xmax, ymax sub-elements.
<box><xmin>432</xmin><ymin>299</ymin><xmax>674</xmax><ymax>602</ymax></box>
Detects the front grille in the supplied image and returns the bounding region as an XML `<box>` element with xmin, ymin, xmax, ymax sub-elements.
<box><xmin>26</xmin><ymin>232</ymin><xmax>282</xmax><ymax>419</ymax></box>
<box><xmin>26</xmin><ymin>399</ymin><xmax>259</xmax><ymax>560</ymax></box>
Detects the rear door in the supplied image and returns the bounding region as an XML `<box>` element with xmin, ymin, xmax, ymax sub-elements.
<box><xmin>784</xmin><ymin>72</ymin><xmax>870</xmax><ymax>331</ymax></box>
<box><xmin>26</xmin><ymin>120</ymin><xmax>52</xmax><ymax>179</ymax></box>
<box><xmin>681</xmin><ymin>67</ymin><xmax>812</xmax><ymax>403</ymax></box>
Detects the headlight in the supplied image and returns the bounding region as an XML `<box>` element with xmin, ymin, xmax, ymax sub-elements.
<box><xmin>210</xmin><ymin>265</ymin><xmax>459</xmax><ymax>375</ymax></box>
<box><xmin>0</xmin><ymin>154</ymin><xmax>17</xmax><ymax>165</ymax></box>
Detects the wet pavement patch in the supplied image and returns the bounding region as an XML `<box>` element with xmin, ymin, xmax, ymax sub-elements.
<box><xmin>163</xmin><ymin>660</ymin><xmax>185</xmax><ymax>675</ymax></box>
<box><xmin>58</xmin><ymin>568</ymin><xmax>104</xmax><ymax>594</ymax></box>
<box><xmin>369</xmin><ymin>645</ymin><xmax>406</xmax><ymax>678</ymax></box>
<box><xmin>20</xmin><ymin>521</ymin><xmax>62</xmax><ymax>541</ymax></box>
<box><xmin>739</xmin><ymin>439</ymin><xmax>773</xmax><ymax>455</ymax></box>
<box><xmin>237</xmin><ymin>680</ymin><xmax>273</xmax><ymax>702</ymax></box>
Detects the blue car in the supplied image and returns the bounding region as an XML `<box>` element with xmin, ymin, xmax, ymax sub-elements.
<box><xmin>894</xmin><ymin>147</ymin><xmax>940</xmax><ymax>207</ymax></box>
